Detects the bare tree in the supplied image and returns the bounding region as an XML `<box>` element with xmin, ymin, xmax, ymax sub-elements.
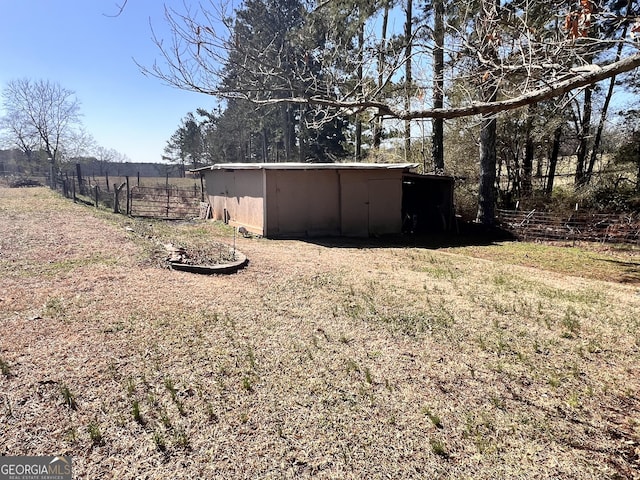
<box><xmin>1</xmin><ymin>79</ymin><xmax>83</xmax><ymax>185</ymax></box>
<box><xmin>142</xmin><ymin>1</ymin><xmax>639</xmax><ymax>119</ymax></box>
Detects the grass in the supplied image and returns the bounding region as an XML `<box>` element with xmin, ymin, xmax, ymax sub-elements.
<box><xmin>1</xmin><ymin>186</ymin><xmax>639</xmax><ymax>479</ymax></box>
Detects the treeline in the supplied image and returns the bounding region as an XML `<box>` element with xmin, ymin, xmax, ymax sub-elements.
<box><xmin>153</xmin><ymin>0</ymin><xmax>640</xmax><ymax>222</ymax></box>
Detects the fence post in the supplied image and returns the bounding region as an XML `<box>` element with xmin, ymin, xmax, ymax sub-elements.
<box><xmin>72</xmin><ymin>173</ymin><xmax>77</xmax><ymax>202</ymax></box>
<box><xmin>126</xmin><ymin>176</ymin><xmax>131</xmax><ymax>215</ymax></box>
<box><xmin>114</xmin><ymin>182</ymin><xmax>125</xmax><ymax>214</ymax></box>
<box><xmin>94</xmin><ymin>185</ymin><xmax>99</xmax><ymax>208</ymax></box>
<box><xmin>166</xmin><ymin>185</ymin><xmax>170</xmax><ymax>218</ymax></box>
<box><xmin>76</xmin><ymin>163</ymin><xmax>84</xmax><ymax>195</ymax></box>
<box><xmin>106</xmin><ymin>171</ymin><xmax>110</xmax><ymax>192</ymax></box>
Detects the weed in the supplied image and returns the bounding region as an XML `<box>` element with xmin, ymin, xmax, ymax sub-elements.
<box><xmin>429</xmin><ymin>438</ymin><xmax>448</xmax><ymax>457</ymax></box>
<box><xmin>566</xmin><ymin>392</ymin><xmax>581</xmax><ymax>409</ymax></box>
<box><xmin>0</xmin><ymin>357</ymin><xmax>11</xmax><ymax>377</ymax></box>
<box><xmin>65</xmin><ymin>427</ymin><xmax>78</xmax><ymax>443</ymax></box>
<box><xmin>125</xmin><ymin>377</ymin><xmax>136</xmax><ymax>397</ymax></box>
<box><xmin>364</xmin><ymin>367</ymin><xmax>374</xmax><ymax>385</ymax></box>
<box><xmin>44</xmin><ymin>297</ymin><xmax>66</xmax><ymax>320</ymax></box>
<box><xmin>422</xmin><ymin>408</ymin><xmax>443</xmax><ymax>429</ymax></box>
<box><xmin>562</xmin><ymin>307</ymin><xmax>581</xmax><ymax>337</ymax></box>
<box><xmin>241</xmin><ymin>376</ymin><xmax>254</xmax><ymax>393</ymax></box>
<box><xmin>548</xmin><ymin>375</ymin><xmax>562</xmax><ymax>388</ymax></box>
<box><xmin>153</xmin><ymin>431</ymin><xmax>167</xmax><ymax>452</ymax></box>
<box><xmin>60</xmin><ymin>385</ymin><xmax>77</xmax><ymax>410</ymax></box>
<box><xmin>338</xmin><ymin>334</ymin><xmax>353</xmax><ymax>345</ymax></box>
<box><xmin>164</xmin><ymin>377</ymin><xmax>178</xmax><ymax>399</ymax></box>
<box><xmin>174</xmin><ymin>428</ymin><xmax>190</xmax><ymax>449</ymax></box>
<box><xmin>490</xmin><ymin>395</ymin><xmax>506</xmax><ymax>410</ymax></box>
<box><xmin>132</xmin><ymin>400</ymin><xmax>144</xmax><ymax>424</ymax></box>
<box><xmin>345</xmin><ymin>358</ymin><xmax>360</xmax><ymax>374</ymax></box>
<box><xmin>205</xmin><ymin>402</ymin><xmax>219</xmax><ymax>423</ymax></box>
<box><xmin>87</xmin><ymin>422</ymin><xmax>103</xmax><ymax>446</ymax></box>
<box><xmin>246</xmin><ymin>346</ymin><xmax>257</xmax><ymax>370</ymax></box>
<box><xmin>160</xmin><ymin>408</ymin><xmax>172</xmax><ymax>429</ymax></box>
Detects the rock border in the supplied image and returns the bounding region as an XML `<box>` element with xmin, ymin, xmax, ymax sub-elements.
<box><xmin>169</xmin><ymin>249</ymin><xmax>249</xmax><ymax>275</ymax></box>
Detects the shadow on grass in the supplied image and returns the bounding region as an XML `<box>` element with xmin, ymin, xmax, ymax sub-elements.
<box><xmin>598</xmin><ymin>257</ymin><xmax>640</xmax><ymax>284</ymax></box>
<box><xmin>296</xmin><ymin>222</ymin><xmax>516</xmax><ymax>250</ymax></box>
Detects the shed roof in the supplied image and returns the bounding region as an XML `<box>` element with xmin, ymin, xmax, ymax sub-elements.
<box><xmin>192</xmin><ymin>162</ymin><xmax>418</xmax><ymax>172</ymax></box>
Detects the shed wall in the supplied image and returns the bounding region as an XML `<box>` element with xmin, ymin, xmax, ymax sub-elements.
<box><xmin>205</xmin><ymin>166</ymin><xmax>406</xmax><ymax>238</ymax></box>
<box><xmin>206</xmin><ymin>169</ymin><xmax>265</xmax><ymax>234</ymax></box>
<box><xmin>265</xmin><ymin>169</ymin><xmax>340</xmax><ymax>236</ymax></box>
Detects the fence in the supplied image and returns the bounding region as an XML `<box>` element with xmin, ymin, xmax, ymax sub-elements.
<box><xmin>497</xmin><ymin>209</ymin><xmax>640</xmax><ymax>245</ymax></box>
<box><xmin>52</xmin><ymin>172</ymin><xmax>205</xmax><ymax>220</ymax></box>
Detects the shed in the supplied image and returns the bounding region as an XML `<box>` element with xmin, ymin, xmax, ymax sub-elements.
<box><xmin>195</xmin><ymin>163</ymin><xmax>454</xmax><ymax>238</ymax></box>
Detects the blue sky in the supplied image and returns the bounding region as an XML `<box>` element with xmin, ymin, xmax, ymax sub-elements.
<box><xmin>0</xmin><ymin>1</ymin><xmax>217</xmax><ymax>163</ymax></box>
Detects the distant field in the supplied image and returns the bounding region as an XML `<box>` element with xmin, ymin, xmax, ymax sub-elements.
<box><xmin>1</xmin><ymin>187</ymin><xmax>639</xmax><ymax>479</ymax></box>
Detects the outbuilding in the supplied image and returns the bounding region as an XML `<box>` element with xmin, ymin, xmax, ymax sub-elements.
<box><xmin>195</xmin><ymin>163</ymin><xmax>454</xmax><ymax>238</ymax></box>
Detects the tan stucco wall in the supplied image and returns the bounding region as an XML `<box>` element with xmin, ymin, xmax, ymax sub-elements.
<box><xmin>338</xmin><ymin>170</ymin><xmax>403</xmax><ymax>236</ymax></box>
<box><xmin>206</xmin><ymin>169</ymin><xmax>265</xmax><ymax>235</ymax></box>
<box><xmin>205</xmin><ymin>167</ymin><xmax>404</xmax><ymax>237</ymax></box>
<box><xmin>265</xmin><ymin>169</ymin><xmax>340</xmax><ymax>236</ymax></box>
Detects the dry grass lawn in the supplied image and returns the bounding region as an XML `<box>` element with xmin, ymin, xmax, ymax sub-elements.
<box><xmin>1</xmin><ymin>187</ymin><xmax>639</xmax><ymax>479</ymax></box>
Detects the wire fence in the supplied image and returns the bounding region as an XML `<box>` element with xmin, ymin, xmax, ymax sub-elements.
<box><xmin>48</xmin><ymin>171</ymin><xmax>205</xmax><ymax>220</ymax></box>
<box><xmin>497</xmin><ymin>209</ymin><xmax>640</xmax><ymax>245</ymax></box>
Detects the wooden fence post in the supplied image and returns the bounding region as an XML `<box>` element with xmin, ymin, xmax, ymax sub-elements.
<box><xmin>126</xmin><ymin>176</ymin><xmax>131</xmax><ymax>215</ymax></box>
<box><xmin>94</xmin><ymin>185</ymin><xmax>99</xmax><ymax>208</ymax></box>
<box><xmin>114</xmin><ymin>182</ymin><xmax>125</xmax><ymax>213</ymax></box>
<box><xmin>106</xmin><ymin>171</ymin><xmax>110</xmax><ymax>192</ymax></box>
<box><xmin>76</xmin><ymin>163</ymin><xmax>84</xmax><ymax>195</ymax></box>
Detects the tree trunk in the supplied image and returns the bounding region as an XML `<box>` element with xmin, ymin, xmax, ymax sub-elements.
<box><xmin>355</xmin><ymin>22</ymin><xmax>364</xmax><ymax>161</ymax></box>
<box><xmin>584</xmin><ymin>6</ymin><xmax>629</xmax><ymax>185</ymax></box>
<box><xmin>477</xmin><ymin>114</ymin><xmax>498</xmax><ymax>225</ymax></box>
<box><xmin>574</xmin><ymin>86</ymin><xmax>592</xmax><ymax>187</ymax></box>
<box><xmin>636</xmin><ymin>142</ymin><xmax>640</xmax><ymax>194</ymax></box>
<box><xmin>522</xmin><ymin>104</ymin><xmax>536</xmax><ymax>196</ymax></box>
<box><xmin>545</xmin><ymin>125</ymin><xmax>562</xmax><ymax>197</ymax></box>
<box><xmin>404</xmin><ymin>0</ymin><xmax>413</xmax><ymax>161</ymax></box>
<box><xmin>432</xmin><ymin>0</ymin><xmax>445</xmax><ymax>173</ymax></box>
<box><xmin>373</xmin><ymin>3</ymin><xmax>389</xmax><ymax>150</ymax></box>
<box><xmin>476</xmin><ymin>0</ymin><xmax>499</xmax><ymax>226</ymax></box>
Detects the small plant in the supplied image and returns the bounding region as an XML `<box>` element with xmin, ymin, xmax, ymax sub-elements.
<box><xmin>422</xmin><ymin>408</ymin><xmax>443</xmax><ymax>429</ymax></box>
<box><xmin>60</xmin><ymin>385</ymin><xmax>77</xmax><ymax>410</ymax></box>
<box><xmin>241</xmin><ymin>376</ymin><xmax>254</xmax><ymax>393</ymax></box>
<box><xmin>44</xmin><ymin>297</ymin><xmax>66</xmax><ymax>319</ymax></box>
<box><xmin>174</xmin><ymin>428</ymin><xmax>190</xmax><ymax>449</ymax></box>
<box><xmin>132</xmin><ymin>400</ymin><xmax>144</xmax><ymax>424</ymax></box>
<box><xmin>0</xmin><ymin>357</ymin><xmax>11</xmax><ymax>377</ymax></box>
<box><xmin>87</xmin><ymin>422</ymin><xmax>103</xmax><ymax>446</ymax></box>
<box><xmin>160</xmin><ymin>408</ymin><xmax>172</xmax><ymax>429</ymax></box>
<box><xmin>246</xmin><ymin>346</ymin><xmax>257</xmax><ymax>370</ymax></box>
<box><xmin>561</xmin><ymin>308</ymin><xmax>581</xmax><ymax>337</ymax></box>
<box><xmin>566</xmin><ymin>392</ymin><xmax>581</xmax><ymax>409</ymax></box>
<box><xmin>429</xmin><ymin>438</ymin><xmax>448</xmax><ymax>457</ymax></box>
<box><xmin>364</xmin><ymin>367</ymin><xmax>374</xmax><ymax>385</ymax></box>
<box><xmin>205</xmin><ymin>402</ymin><xmax>218</xmax><ymax>423</ymax></box>
<box><xmin>153</xmin><ymin>431</ymin><xmax>167</xmax><ymax>452</ymax></box>
<box><xmin>125</xmin><ymin>377</ymin><xmax>136</xmax><ymax>397</ymax></box>
<box><xmin>345</xmin><ymin>358</ymin><xmax>360</xmax><ymax>374</ymax></box>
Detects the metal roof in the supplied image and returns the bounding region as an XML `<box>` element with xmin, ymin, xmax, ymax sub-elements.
<box><xmin>192</xmin><ymin>162</ymin><xmax>418</xmax><ymax>172</ymax></box>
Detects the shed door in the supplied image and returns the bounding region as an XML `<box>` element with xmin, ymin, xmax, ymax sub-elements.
<box><xmin>368</xmin><ymin>179</ymin><xmax>401</xmax><ymax>235</ymax></box>
<box><xmin>340</xmin><ymin>174</ymin><xmax>401</xmax><ymax>236</ymax></box>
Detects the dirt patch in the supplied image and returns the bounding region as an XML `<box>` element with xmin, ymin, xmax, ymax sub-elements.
<box><xmin>1</xmin><ymin>187</ymin><xmax>639</xmax><ymax>479</ymax></box>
